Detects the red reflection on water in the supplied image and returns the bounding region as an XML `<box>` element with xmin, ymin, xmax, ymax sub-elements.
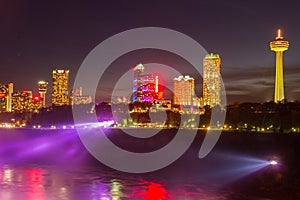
<box><xmin>130</xmin><ymin>182</ymin><xmax>168</xmax><ymax>200</ymax></box>
<box><xmin>26</xmin><ymin>168</ymin><xmax>46</xmax><ymax>200</ymax></box>
<box><xmin>145</xmin><ymin>183</ymin><xmax>167</xmax><ymax>200</ymax></box>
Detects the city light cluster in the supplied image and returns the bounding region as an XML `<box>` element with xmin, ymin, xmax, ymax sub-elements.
<box><xmin>132</xmin><ymin>54</ymin><xmax>221</xmax><ymax>109</ymax></box>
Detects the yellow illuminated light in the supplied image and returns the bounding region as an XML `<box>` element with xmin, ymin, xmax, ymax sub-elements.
<box><xmin>38</xmin><ymin>81</ymin><xmax>46</xmax><ymax>84</ymax></box>
<box><xmin>275</xmin><ymin>29</ymin><xmax>284</xmax><ymax>40</ymax></box>
<box><xmin>3</xmin><ymin>169</ymin><xmax>13</xmax><ymax>183</ymax></box>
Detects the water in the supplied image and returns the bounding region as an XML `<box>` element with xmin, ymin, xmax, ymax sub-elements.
<box><xmin>1</xmin><ymin>128</ymin><xmax>299</xmax><ymax>199</ymax></box>
<box><xmin>0</xmin><ymin>165</ymin><xmax>237</xmax><ymax>200</ymax></box>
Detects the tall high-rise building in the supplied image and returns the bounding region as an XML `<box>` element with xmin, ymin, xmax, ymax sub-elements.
<box><xmin>0</xmin><ymin>85</ymin><xmax>6</xmax><ymax>112</ymax></box>
<box><xmin>173</xmin><ymin>75</ymin><xmax>194</xmax><ymax>106</ymax></box>
<box><xmin>52</xmin><ymin>69</ymin><xmax>69</xmax><ymax>106</ymax></box>
<box><xmin>133</xmin><ymin>63</ymin><xmax>145</xmax><ymax>102</ymax></box>
<box><xmin>203</xmin><ymin>53</ymin><xmax>221</xmax><ymax>107</ymax></box>
<box><xmin>270</xmin><ymin>29</ymin><xmax>289</xmax><ymax>103</ymax></box>
<box><xmin>132</xmin><ymin>63</ymin><xmax>158</xmax><ymax>103</ymax></box>
<box><xmin>7</xmin><ymin>83</ymin><xmax>13</xmax><ymax>112</ymax></box>
<box><xmin>0</xmin><ymin>83</ymin><xmax>13</xmax><ymax>112</ymax></box>
<box><xmin>38</xmin><ymin>80</ymin><xmax>48</xmax><ymax>108</ymax></box>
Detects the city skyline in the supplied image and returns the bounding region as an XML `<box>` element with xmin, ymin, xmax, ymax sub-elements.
<box><xmin>1</xmin><ymin>2</ymin><xmax>300</xmax><ymax>199</ymax></box>
<box><xmin>0</xmin><ymin>43</ymin><xmax>295</xmax><ymax>109</ymax></box>
<box><xmin>1</xmin><ymin>1</ymin><xmax>300</xmax><ymax>103</ymax></box>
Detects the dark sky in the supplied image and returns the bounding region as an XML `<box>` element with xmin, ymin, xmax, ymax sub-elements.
<box><xmin>1</xmin><ymin>0</ymin><xmax>300</xmax><ymax>104</ymax></box>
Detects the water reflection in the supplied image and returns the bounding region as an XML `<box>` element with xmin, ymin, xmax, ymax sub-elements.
<box><xmin>0</xmin><ymin>167</ymin><xmax>46</xmax><ymax>199</ymax></box>
<box><xmin>26</xmin><ymin>168</ymin><xmax>46</xmax><ymax>200</ymax></box>
<box><xmin>129</xmin><ymin>181</ymin><xmax>169</xmax><ymax>199</ymax></box>
<box><xmin>0</xmin><ymin>129</ymin><xmax>270</xmax><ymax>199</ymax></box>
<box><xmin>110</xmin><ymin>180</ymin><xmax>123</xmax><ymax>200</ymax></box>
<box><xmin>0</xmin><ymin>166</ymin><xmax>234</xmax><ymax>200</ymax></box>
<box><xmin>3</xmin><ymin>168</ymin><xmax>13</xmax><ymax>183</ymax></box>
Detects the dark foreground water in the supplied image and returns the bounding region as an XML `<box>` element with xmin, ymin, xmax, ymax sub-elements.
<box><xmin>0</xmin><ymin>128</ymin><xmax>300</xmax><ymax>200</ymax></box>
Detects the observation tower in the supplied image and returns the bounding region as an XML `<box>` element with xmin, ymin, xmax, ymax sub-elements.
<box><xmin>270</xmin><ymin>29</ymin><xmax>289</xmax><ymax>103</ymax></box>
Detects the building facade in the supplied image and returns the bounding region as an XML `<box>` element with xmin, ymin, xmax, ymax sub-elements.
<box><xmin>0</xmin><ymin>83</ymin><xmax>13</xmax><ymax>112</ymax></box>
<box><xmin>52</xmin><ymin>69</ymin><xmax>69</xmax><ymax>106</ymax></box>
<box><xmin>173</xmin><ymin>75</ymin><xmax>195</xmax><ymax>106</ymax></box>
<box><xmin>69</xmin><ymin>87</ymin><xmax>92</xmax><ymax>105</ymax></box>
<box><xmin>132</xmin><ymin>63</ymin><xmax>158</xmax><ymax>103</ymax></box>
<box><xmin>11</xmin><ymin>91</ymin><xmax>42</xmax><ymax>113</ymax></box>
<box><xmin>203</xmin><ymin>53</ymin><xmax>221</xmax><ymax>107</ymax></box>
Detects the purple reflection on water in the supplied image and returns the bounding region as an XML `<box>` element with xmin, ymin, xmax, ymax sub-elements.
<box><xmin>0</xmin><ymin>128</ymin><xmax>97</xmax><ymax>165</ymax></box>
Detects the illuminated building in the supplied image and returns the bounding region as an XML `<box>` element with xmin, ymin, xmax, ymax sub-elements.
<box><xmin>0</xmin><ymin>84</ymin><xmax>8</xmax><ymax>112</ymax></box>
<box><xmin>52</xmin><ymin>69</ymin><xmax>69</xmax><ymax>106</ymax></box>
<box><xmin>192</xmin><ymin>97</ymin><xmax>204</xmax><ymax>107</ymax></box>
<box><xmin>12</xmin><ymin>91</ymin><xmax>42</xmax><ymax>113</ymax></box>
<box><xmin>38</xmin><ymin>81</ymin><xmax>48</xmax><ymax>108</ymax></box>
<box><xmin>270</xmin><ymin>29</ymin><xmax>289</xmax><ymax>103</ymax></box>
<box><xmin>132</xmin><ymin>63</ymin><xmax>158</xmax><ymax>103</ymax></box>
<box><xmin>72</xmin><ymin>96</ymin><xmax>92</xmax><ymax>105</ymax></box>
<box><xmin>173</xmin><ymin>75</ymin><xmax>195</xmax><ymax>105</ymax></box>
<box><xmin>69</xmin><ymin>87</ymin><xmax>92</xmax><ymax>105</ymax></box>
<box><xmin>12</xmin><ymin>91</ymin><xmax>30</xmax><ymax>112</ymax></box>
<box><xmin>151</xmin><ymin>99</ymin><xmax>172</xmax><ymax>111</ymax></box>
<box><xmin>72</xmin><ymin>87</ymin><xmax>82</xmax><ymax>96</ymax></box>
<box><xmin>31</xmin><ymin>94</ymin><xmax>43</xmax><ymax>112</ymax></box>
<box><xmin>7</xmin><ymin>83</ymin><xmax>13</xmax><ymax>112</ymax></box>
<box><xmin>0</xmin><ymin>83</ymin><xmax>13</xmax><ymax>112</ymax></box>
<box><xmin>203</xmin><ymin>53</ymin><xmax>221</xmax><ymax>107</ymax></box>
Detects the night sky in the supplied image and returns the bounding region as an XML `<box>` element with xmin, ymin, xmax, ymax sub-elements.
<box><xmin>1</xmin><ymin>0</ymin><xmax>300</xmax><ymax>104</ymax></box>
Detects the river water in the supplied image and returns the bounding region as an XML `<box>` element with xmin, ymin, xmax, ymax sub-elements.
<box><xmin>0</xmin><ymin>128</ymin><xmax>298</xmax><ymax>199</ymax></box>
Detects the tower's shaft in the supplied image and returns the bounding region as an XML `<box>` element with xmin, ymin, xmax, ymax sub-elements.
<box><xmin>39</xmin><ymin>92</ymin><xmax>46</xmax><ymax>108</ymax></box>
<box><xmin>274</xmin><ymin>51</ymin><xmax>284</xmax><ymax>103</ymax></box>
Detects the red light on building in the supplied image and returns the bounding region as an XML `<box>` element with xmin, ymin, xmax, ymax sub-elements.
<box><xmin>0</xmin><ymin>93</ymin><xmax>6</xmax><ymax>98</ymax></box>
<box><xmin>155</xmin><ymin>75</ymin><xmax>159</xmax><ymax>93</ymax></box>
<box><xmin>32</xmin><ymin>94</ymin><xmax>42</xmax><ymax>103</ymax></box>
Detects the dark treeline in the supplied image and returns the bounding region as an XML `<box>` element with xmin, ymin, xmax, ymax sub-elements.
<box><xmin>225</xmin><ymin>101</ymin><xmax>300</xmax><ymax>132</ymax></box>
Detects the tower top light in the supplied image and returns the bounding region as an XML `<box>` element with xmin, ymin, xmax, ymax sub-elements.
<box><xmin>276</xmin><ymin>29</ymin><xmax>283</xmax><ymax>40</ymax></box>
